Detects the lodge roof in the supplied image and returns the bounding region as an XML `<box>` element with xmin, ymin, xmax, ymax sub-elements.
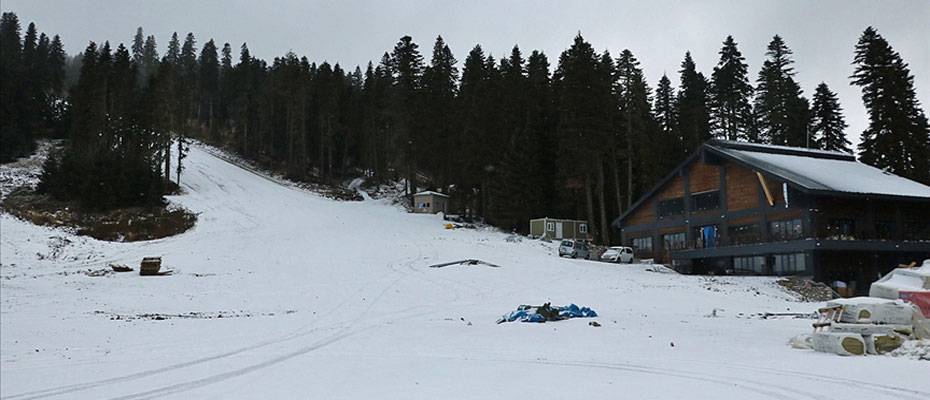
<box><xmin>613</xmin><ymin>139</ymin><xmax>930</xmax><ymax>228</ymax></box>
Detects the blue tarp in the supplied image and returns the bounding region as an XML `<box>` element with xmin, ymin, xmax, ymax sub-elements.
<box><xmin>497</xmin><ymin>303</ymin><xmax>598</xmax><ymax>323</ymax></box>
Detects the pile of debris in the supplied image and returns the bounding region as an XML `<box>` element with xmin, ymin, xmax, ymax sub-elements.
<box><xmin>497</xmin><ymin>303</ymin><xmax>598</xmax><ymax>324</ymax></box>
<box><xmin>777</xmin><ymin>276</ymin><xmax>838</xmax><ymax>302</ymax></box>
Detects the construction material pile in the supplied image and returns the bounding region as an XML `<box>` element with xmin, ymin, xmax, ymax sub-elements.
<box><xmin>497</xmin><ymin>303</ymin><xmax>598</xmax><ymax>324</ymax></box>
<box><xmin>805</xmin><ymin>297</ymin><xmax>921</xmax><ymax>356</ymax></box>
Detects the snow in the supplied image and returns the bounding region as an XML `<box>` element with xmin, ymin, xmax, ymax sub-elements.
<box><xmin>2</xmin><ymin>144</ymin><xmax>929</xmax><ymax>399</ymax></box>
<box><xmin>730</xmin><ymin>149</ymin><xmax>930</xmax><ymax>198</ymax></box>
<box><xmin>711</xmin><ymin>139</ymin><xmax>855</xmax><ymax>158</ymax></box>
<box><xmin>413</xmin><ymin>190</ymin><xmax>449</xmax><ymax>198</ymax></box>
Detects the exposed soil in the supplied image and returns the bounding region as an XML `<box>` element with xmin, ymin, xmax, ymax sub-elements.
<box><xmin>2</xmin><ymin>188</ymin><xmax>197</xmax><ymax>242</ymax></box>
<box><xmin>777</xmin><ymin>276</ymin><xmax>839</xmax><ymax>302</ymax></box>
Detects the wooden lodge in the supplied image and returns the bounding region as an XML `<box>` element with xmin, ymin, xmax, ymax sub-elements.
<box><xmin>612</xmin><ymin>139</ymin><xmax>930</xmax><ymax>295</ymax></box>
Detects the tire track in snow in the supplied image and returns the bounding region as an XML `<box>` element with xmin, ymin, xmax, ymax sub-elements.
<box><xmin>666</xmin><ymin>358</ymin><xmax>930</xmax><ymax>399</ymax></box>
<box><xmin>2</xmin><ymin>253</ymin><xmax>427</xmax><ymax>400</ymax></box>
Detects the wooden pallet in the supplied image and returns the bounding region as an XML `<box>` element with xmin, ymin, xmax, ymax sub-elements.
<box><xmin>812</xmin><ymin>305</ymin><xmax>844</xmax><ymax>332</ymax></box>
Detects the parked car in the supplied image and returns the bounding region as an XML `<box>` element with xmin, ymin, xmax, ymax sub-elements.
<box><xmin>559</xmin><ymin>240</ymin><xmax>591</xmax><ymax>259</ymax></box>
<box><xmin>600</xmin><ymin>246</ymin><xmax>635</xmax><ymax>263</ymax></box>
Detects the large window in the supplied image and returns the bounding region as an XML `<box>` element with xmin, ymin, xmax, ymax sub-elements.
<box><xmin>875</xmin><ymin>220</ymin><xmax>896</xmax><ymax>240</ymax></box>
<box><xmin>662</xmin><ymin>232</ymin><xmax>687</xmax><ymax>250</ymax></box>
<box><xmin>657</xmin><ymin>197</ymin><xmax>685</xmax><ymax>217</ymax></box>
<box><xmin>690</xmin><ymin>190</ymin><xmax>720</xmax><ymax>212</ymax></box>
<box><xmin>773</xmin><ymin>253</ymin><xmax>807</xmax><ymax>275</ymax></box>
<box><xmin>632</xmin><ymin>237</ymin><xmax>653</xmax><ymax>253</ymax></box>
<box><xmin>903</xmin><ymin>220</ymin><xmax>930</xmax><ymax>241</ymax></box>
<box><xmin>733</xmin><ymin>256</ymin><xmax>766</xmax><ymax>274</ymax></box>
<box><xmin>579</xmin><ymin>223</ymin><xmax>588</xmax><ymax>234</ymax></box>
<box><xmin>826</xmin><ymin>219</ymin><xmax>855</xmax><ymax>240</ymax></box>
<box><xmin>769</xmin><ymin>219</ymin><xmax>803</xmax><ymax>241</ymax></box>
<box><xmin>728</xmin><ymin>223</ymin><xmax>761</xmax><ymax>245</ymax></box>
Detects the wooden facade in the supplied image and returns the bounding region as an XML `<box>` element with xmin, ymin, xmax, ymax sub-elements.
<box><xmin>613</xmin><ymin>140</ymin><xmax>930</xmax><ymax>295</ymax></box>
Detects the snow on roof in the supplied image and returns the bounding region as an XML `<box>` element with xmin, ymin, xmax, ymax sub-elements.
<box><xmin>709</xmin><ymin>139</ymin><xmax>854</xmax><ymax>158</ymax></box>
<box><xmin>413</xmin><ymin>190</ymin><xmax>449</xmax><ymax>198</ymax></box>
<box><xmin>707</xmin><ymin>141</ymin><xmax>930</xmax><ymax>199</ymax></box>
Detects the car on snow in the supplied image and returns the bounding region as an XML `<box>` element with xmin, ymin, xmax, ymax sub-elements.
<box><xmin>600</xmin><ymin>246</ymin><xmax>635</xmax><ymax>263</ymax></box>
<box><xmin>558</xmin><ymin>240</ymin><xmax>591</xmax><ymax>259</ymax></box>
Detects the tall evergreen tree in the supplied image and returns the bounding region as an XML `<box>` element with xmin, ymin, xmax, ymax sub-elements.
<box><xmin>754</xmin><ymin>35</ymin><xmax>809</xmax><ymax>146</ymax></box>
<box><xmin>165</xmin><ymin>32</ymin><xmax>180</xmax><ymax>66</ymax></box>
<box><xmin>616</xmin><ymin>49</ymin><xmax>656</xmax><ymax>203</ymax></box>
<box><xmin>131</xmin><ymin>27</ymin><xmax>144</xmax><ymax>65</ymax></box>
<box><xmin>554</xmin><ymin>34</ymin><xmax>608</xmax><ymax>237</ymax></box>
<box><xmin>420</xmin><ymin>36</ymin><xmax>458</xmax><ymax>187</ymax></box>
<box><xmin>677</xmin><ymin>52</ymin><xmax>711</xmax><ymax>155</ymax></box>
<box><xmin>388</xmin><ymin>36</ymin><xmax>424</xmax><ymax>194</ymax></box>
<box><xmin>139</xmin><ymin>34</ymin><xmax>158</xmax><ymax>85</ymax></box>
<box><xmin>199</xmin><ymin>39</ymin><xmax>220</xmax><ymax>132</ymax></box>
<box><xmin>809</xmin><ymin>82</ymin><xmax>850</xmax><ymax>152</ymax></box>
<box><xmin>654</xmin><ymin>73</ymin><xmax>682</xmax><ymax>174</ymax></box>
<box><xmin>0</xmin><ymin>12</ymin><xmax>30</xmax><ymax>161</ymax></box>
<box><xmin>852</xmin><ymin>27</ymin><xmax>930</xmax><ymax>183</ymax></box>
<box><xmin>710</xmin><ymin>36</ymin><xmax>754</xmax><ymax>141</ymax></box>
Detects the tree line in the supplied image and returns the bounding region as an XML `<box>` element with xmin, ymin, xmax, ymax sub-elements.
<box><xmin>1</xmin><ymin>11</ymin><xmax>928</xmax><ymax>242</ymax></box>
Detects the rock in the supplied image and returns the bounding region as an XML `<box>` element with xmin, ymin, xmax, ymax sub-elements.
<box><xmin>109</xmin><ymin>263</ymin><xmax>133</xmax><ymax>272</ymax></box>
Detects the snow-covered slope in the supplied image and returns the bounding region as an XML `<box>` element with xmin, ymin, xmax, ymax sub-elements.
<box><xmin>1</xmin><ymin>144</ymin><xmax>927</xmax><ymax>400</ymax></box>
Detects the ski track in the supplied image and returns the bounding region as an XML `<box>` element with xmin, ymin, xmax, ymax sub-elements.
<box><xmin>2</xmin><ymin>143</ymin><xmax>928</xmax><ymax>400</ymax></box>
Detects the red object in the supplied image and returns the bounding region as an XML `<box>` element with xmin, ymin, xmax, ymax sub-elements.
<box><xmin>899</xmin><ymin>291</ymin><xmax>930</xmax><ymax>318</ymax></box>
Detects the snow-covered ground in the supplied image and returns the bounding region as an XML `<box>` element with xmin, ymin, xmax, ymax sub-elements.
<box><xmin>1</xmin><ymin>144</ymin><xmax>927</xmax><ymax>400</ymax></box>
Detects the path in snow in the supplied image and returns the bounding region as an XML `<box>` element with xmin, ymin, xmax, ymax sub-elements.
<box><xmin>2</xmin><ymin>144</ymin><xmax>928</xmax><ymax>399</ymax></box>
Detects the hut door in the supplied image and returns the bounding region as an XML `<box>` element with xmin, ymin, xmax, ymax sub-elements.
<box><xmin>555</xmin><ymin>222</ymin><xmax>563</xmax><ymax>238</ymax></box>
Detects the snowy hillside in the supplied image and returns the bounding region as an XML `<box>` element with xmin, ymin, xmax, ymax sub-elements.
<box><xmin>1</xmin><ymin>144</ymin><xmax>927</xmax><ymax>400</ymax></box>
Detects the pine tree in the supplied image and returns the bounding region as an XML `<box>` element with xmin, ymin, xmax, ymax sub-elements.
<box><xmin>47</xmin><ymin>35</ymin><xmax>66</xmax><ymax>95</ymax></box>
<box><xmin>754</xmin><ymin>35</ymin><xmax>809</xmax><ymax>146</ymax></box>
<box><xmin>388</xmin><ymin>36</ymin><xmax>424</xmax><ymax>194</ymax></box>
<box><xmin>852</xmin><ymin>27</ymin><xmax>930</xmax><ymax>183</ymax></box>
<box><xmin>165</xmin><ymin>32</ymin><xmax>180</xmax><ymax>65</ymax></box>
<box><xmin>140</xmin><ymin>34</ymin><xmax>158</xmax><ymax>85</ymax></box>
<box><xmin>677</xmin><ymin>52</ymin><xmax>711</xmax><ymax>155</ymax></box>
<box><xmin>0</xmin><ymin>12</ymin><xmax>31</xmax><ymax>161</ymax></box>
<box><xmin>109</xmin><ymin>44</ymin><xmax>137</xmax><ymax>119</ymax></box>
<box><xmin>456</xmin><ymin>44</ymin><xmax>492</xmax><ymax>214</ymax></box>
<box><xmin>809</xmin><ymin>82</ymin><xmax>850</xmax><ymax>152</ymax></box>
<box><xmin>132</xmin><ymin>27</ymin><xmax>144</xmax><ymax>66</ymax></box>
<box><xmin>199</xmin><ymin>39</ymin><xmax>219</xmax><ymax>132</ymax></box>
<box><xmin>420</xmin><ymin>36</ymin><xmax>458</xmax><ymax>187</ymax></box>
<box><xmin>710</xmin><ymin>36</ymin><xmax>754</xmax><ymax>141</ymax></box>
<box><xmin>654</xmin><ymin>73</ymin><xmax>682</xmax><ymax>173</ymax></box>
<box><xmin>616</xmin><ymin>49</ymin><xmax>656</xmax><ymax>202</ymax></box>
<box><xmin>554</xmin><ymin>34</ymin><xmax>607</xmax><ymax>237</ymax></box>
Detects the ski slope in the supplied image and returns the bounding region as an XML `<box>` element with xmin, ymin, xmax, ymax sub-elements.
<box><xmin>1</xmin><ymin>144</ymin><xmax>927</xmax><ymax>400</ymax></box>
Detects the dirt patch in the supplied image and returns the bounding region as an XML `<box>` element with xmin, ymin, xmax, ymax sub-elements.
<box><xmin>94</xmin><ymin>310</ymin><xmax>290</xmax><ymax>321</ymax></box>
<box><xmin>2</xmin><ymin>188</ymin><xmax>197</xmax><ymax>242</ymax></box>
<box><xmin>777</xmin><ymin>276</ymin><xmax>838</xmax><ymax>302</ymax></box>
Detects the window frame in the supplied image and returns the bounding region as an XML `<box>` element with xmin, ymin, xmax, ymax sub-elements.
<box><xmin>657</xmin><ymin>197</ymin><xmax>685</xmax><ymax>217</ymax></box>
<box><xmin>690</xmin><ymin>190</ymin><xmax>721</xmax><ymax>212</ymax></box>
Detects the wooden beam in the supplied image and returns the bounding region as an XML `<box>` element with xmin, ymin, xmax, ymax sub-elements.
<box><xmin>756</xmin><ymin>171</ymin><xmax>775</xmax><ymax>207</ymax></box>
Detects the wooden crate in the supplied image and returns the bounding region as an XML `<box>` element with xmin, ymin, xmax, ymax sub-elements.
<box><xmin>140</xmin><ymin>257</ymin><xmax>162</xmax><ymax>276</ymax></box>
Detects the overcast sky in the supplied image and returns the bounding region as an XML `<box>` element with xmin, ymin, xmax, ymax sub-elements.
<box><xmin>4</xmin><ymin>0</ymin><xmax>928</xmax><ymax>151</ymax></box>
